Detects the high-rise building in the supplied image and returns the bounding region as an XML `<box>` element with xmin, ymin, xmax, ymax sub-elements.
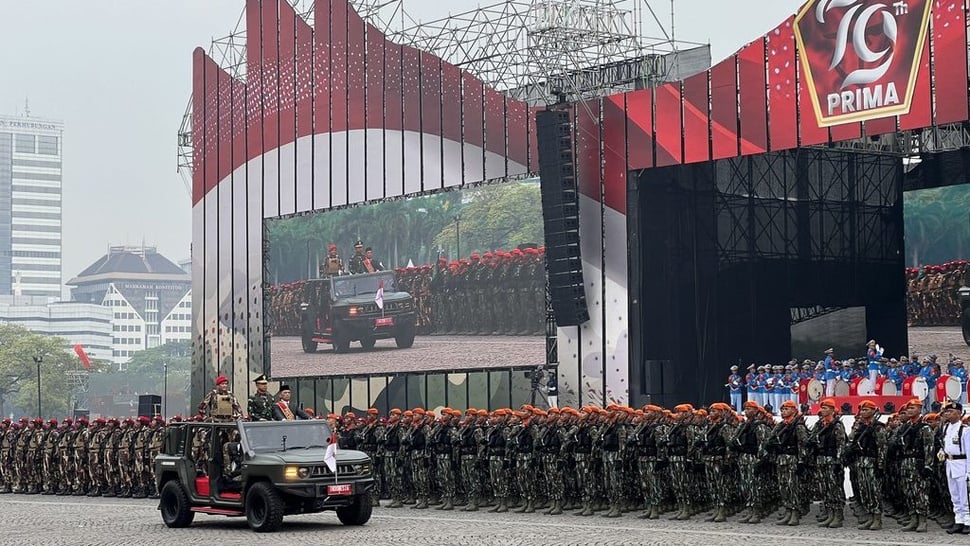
<box><xmin>0</xmin><ymin>114</ymin><xmax>63</xmax><ymax>299</ymax></box>
<box><xmin>68</xmin><ymin>245</ymin><xmax>192</xmax><ymax>367</ymax></box>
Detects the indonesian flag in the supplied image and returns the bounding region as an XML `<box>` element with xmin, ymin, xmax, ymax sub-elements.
<box><xmin>324</xmin><ymin>431</ymin><xmax>338</xmax><ymax>473</ymax></box>
<box><xmin>73</xmin><ymin>344</ymin><xmax>92</xmax><ymax>370</ymax></box>
<box><xmin>374</xmin><ymin>280</ymin><xmax>384</xmax><ymax>310</ymax></box>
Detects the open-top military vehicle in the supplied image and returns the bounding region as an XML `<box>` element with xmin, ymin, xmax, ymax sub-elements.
<box><xmin>155</xmin><ymin>420</ymin><xmax>375</xmax><ymax>532</ymax></box>
<box><xmin>299</xmin><ymin>270</ymin><xmax>416</xmax><ymax>353</ymax></box>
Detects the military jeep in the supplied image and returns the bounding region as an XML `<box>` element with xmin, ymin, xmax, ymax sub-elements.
<box><xmin>299</xmin><ymin>270</ymin><xmax>416</xmax><ymax>353</ymax></box>
<box><xmin>155</xmin><ymin>420</ymin><xmax>375</xmax><ymax>532</ymax></box>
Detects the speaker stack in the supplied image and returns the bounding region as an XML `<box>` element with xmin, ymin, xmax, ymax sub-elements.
<box><xmin>138</xmin><ymin>394</ymin><xmax>162</xmax><ymax>417</ymax></box>
<box><xmin>536</xmin><ymin>109</ymin><xmax>589</xmax><ymax>326</ymax></box>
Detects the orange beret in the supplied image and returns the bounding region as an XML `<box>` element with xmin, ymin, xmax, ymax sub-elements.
<box><xmin>780</xmin><ymin>400</ymin><xmax>797</xmax><ymax>410</ymax></box>
<box><xmin>644</xmin><ymin>405</ymin><xmax>664</xmax><ymax>412</ymax></box>
<box><xmin>465</xmin><ymin>408</ymin><xmax>477</xmax><ymax>415</ymax></box>
<box><xmin>344</xmin><ymin>412</ymin><xmax>356</xmax><ymax>418</ymax></box>
<box><xmin>905</xmin><ymin>398</ymin><xmax>922</xmax><ymax>408</ymax></box>
<box><xmin>819</xmin><ymin>398</ymin><xmax>837</xmax><ymax>409</ymax></box>
<box><xmin>366</xmin><ymin>408</ymin><xmax>379</xmax><ymax>415</ymax></box>
<box><xmin>548</xmin><ymin>407</ymin><xmax>560</xmax><ymax>414</ymax></box>
<box><xmin>694</xmin><ymin>409</ymin><xmax>708</xmax><ymax>417</ymax></box>
<box><xmin>925</xmin><ymin>412</ymin><xmax>940</xmax><ymax>420</ymax></box>
<box><xmin>522</xmin><ymin>405</ymin><xmax>534</xmax><ymax>411</ymax></box>
<box><xmin>389</xmin><ymin>408</ymin><xmax>402</xmax><ymax>415</ymax></box>
<box><xmin>621</xmin><ymin>407</ymin><xmax>635</xmax><ymax>414</ymax></box>
<box><xmin>328</xmin><ymin>413</ymin><xmax>340</xmax><ymax>419</ymax></box>
<box><xmin>674</xmin><ymin>404</ymin><xmax>694</xmax><ymax>412</ymax></box>
<box><xmin>743</xmin><ymin>401</ymin><xmax>759</xmax><ymax>409</ymax></box>
<box><xmin>634</xmin><ymin>410</ymin><xmax>644</xmax><ymax>416</ymax></box>
<box><xmin>607</xmin><ymin>403</ymin><xmax>620</xmax><ymax>411</ymax></box>
<box><xmin>403</xmin><ymin>410</ymin><xmax>414</xmax><ymax>417</ymax></box>
<box><xmin>426</xmin><ymin>411</ymin><xmax>436</xmax><ymax>418</ymax></box>
<box><xmin>535</xmin><ymin>409</ymin><xmax>548</xmax><ymax>417</ymax></box>
<box><xmin>413</xmin><ymin>408</ymin><xmax>426</xmax><ymax>415</ymax></box>
<box><xmin>710</xmin><ymin>403</ymin><xmax>731</xmax><ymax>411</ymax></box>
<box><xmin>858</xmin><ymin>400</ymin><xmax>877</xmax><ymax>410</ymax></box>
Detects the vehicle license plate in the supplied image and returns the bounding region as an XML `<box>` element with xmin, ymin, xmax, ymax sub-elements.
<box><xmin>328</xmin><ymin>484</ymin><xmax>352</xmax><ymax>495</ymax></box>
<box><xmin>375</xmin><ymin>317</ymin><xmax>393</xmax><ymax>327</ymax></box>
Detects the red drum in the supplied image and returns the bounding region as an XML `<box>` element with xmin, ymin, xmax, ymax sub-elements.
<box><xmin>874</xmin><ymin>376</ymin><xmax>898</xmax><ymax>396</ymax></box>
<box><xmin>902</xmin><ymin>376</ymin><xmax>929</xmax><ymax>400</ymax></box>
<box><xmin>849</xmin><ymin>377</ymin><xmax>874</xmax><ymax>396</ymax></box>
<box><xmin>798</xmin><ymin>379</ymin><xmax>810</xmax><ymax>405</ymax></box>
<box><xmin>937</xmin><ymin>375</ymin><xmax>962</xmax><ymax>402</ymax></box>
<box><xmin>833</xmin><ymin>379</ymin><xmax>850</xmax><ymax>397</ymax></box>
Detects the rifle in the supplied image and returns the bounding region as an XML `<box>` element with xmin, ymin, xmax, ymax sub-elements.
<box><xmin>843</xmin><ymin>411</ymin><xmax>881</xmax><ymax>465</ymax></box>
<box><xmin>805</xmin><ymin>414</ymin><xmax>841</xmax><ymax>457</ymax></box>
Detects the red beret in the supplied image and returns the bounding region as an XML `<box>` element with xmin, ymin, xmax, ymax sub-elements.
<box><xmin>215</xmin><ymin>375</ymin><xmax>228</xmax><ymax>385</ymax></box>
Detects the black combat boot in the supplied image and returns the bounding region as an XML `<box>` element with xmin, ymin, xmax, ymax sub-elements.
<box><xmin>438</xmin><ymin>497</ymin><xmax>454</xmax><ymax>511</ymax></box>
<box><xmin>547</xmin><ymin>500</ymin><xmax>563</xmax><ymax>515</ymax></box>
<box><xmin>827</xmin><ymin>510</ymin><xmax>843</xmax><ymax>528</ymax></box>
<box><xmin>495</xmin><ymin>498</ymin><xmax>509</xmax><ymax>513</ymax></box>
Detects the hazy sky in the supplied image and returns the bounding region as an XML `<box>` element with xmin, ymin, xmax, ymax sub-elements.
<box><xmin>0</xmin><ymin>0</ymin><xmax>803</xmax><ymax>286</ymax></box>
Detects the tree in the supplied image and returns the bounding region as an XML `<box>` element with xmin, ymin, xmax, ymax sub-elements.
<box><xmin>433</xmin><ymin>182</ymin><xmax>544</xmax><ymax>255</ymax></box>
<box><xmin>0</xmin><ymin>324</ymin><xmax>81</xmax><ymax>418</ymax></box>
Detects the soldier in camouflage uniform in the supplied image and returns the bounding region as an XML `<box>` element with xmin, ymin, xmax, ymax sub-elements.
<box><xmin>41</xmin><ymin>418</ymin><xmax>60</xmax><ymax>494</ymax></box>
<box><xmin>56</xmin><ymin>418</ymin><xmax>76</xmax><ymax>496</ymax></box>
<box><xmin>147</xmin><ymin>416</ymin><xmax>166</xmax><ymax>498</ymax></box>
<box><xmin>698</xmin><ymin>403</ymin><xmax>738</xmax><ymax>523</ymax></box>
<box><xmin>844</xmin><ymin>399</ymin><xmax>887</xmax><ymax>530</ymax></box>
<box><xmin>404</xmin><ymin>408</ymin><xmax>430</xmax><ymax>509</ymax></box>
<box><xmin>430</xmin><ymin>409</ymin><xmax>457</xmax><ymax>510</ymax></box>
<box><xmin>23</xmin><ymin>418</ymin><xmax>42</xmax><ymax>494</ymax></box>
<box><xmin>485</xmin><ymin>409</ymin><xmax>511</xmax><ymax>513</ymax></box>
<box><xmin>765</xmin><ymin>400</ymin><xmax>808</xmax><ymax>526</ymax></box>
<box><xmin>563</xmin><ymin>409</ymin><xmax>594</xmax><ymax>516</ymax></box>
<box><xmin>510</xmin><ymin>410</ymin><xmax>538</xmax><ymax>514</ymax></box>
<box><xmin>100</xmin><ymin>419</ymin><xmax>119</xmax><ymax>497</ymax></box>
<box><xmin>74</xmin><ymin>418</ymin><xmax>92</xmax><ymax>496</ymax></box>
<box><xmin>456</xmin><ymin>409</ymin><xmax>485</xmax><ymax>511</ymax></box>
<box><xmin>130</xmin><ymin>416</ymin><xmax>151</xmax><ymax>498</ymax></box>
<box><xmin>659</xmin><ymin>404</ymin><xmax>694</xmax><ymax>520</ymax></box>
<box><xmin>247</xmin><ymin>375</ymin><xmax>275</xmax><ymax>421</ymax></box>
<box><xmin>537</xmin><ymin>408</ymin><xmax>564</xmax><ymax>515</ymax></box>
<box><xmin>357</xmin><ymin>408</ymin><xmax>382</xmax><ymax>506</ymax></box>
<box><xmin>0</xmin><ymin>419</ymin><xmax>13</xmax><ymax>493</ymax></box>
<box><xmin>730</xmin><ymin>401</ymin><xmax>769</xmax><ymax>523</ymax></box>
<box><xmin>807</xmin><ymin>398</ymin><xmax>846</xmax><ymax>528</ymax></box>
<box><xmin>597</xmin><ymin>407</ymin><xmax>627</xmax><ymax>518</ymax></box>
<box><xmin>380</xmin><ymin>409</ymin><xmax>404</xmax><ymax>507</ymax></box>
<box><xmin>896</xmin><ymin>397</ymin><xmax>936</xmax><ymax>532</ymax></box>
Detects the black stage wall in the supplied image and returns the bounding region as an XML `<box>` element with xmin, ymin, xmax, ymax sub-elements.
<box><xmin>628</xmin><ymin>148</ymin><xmax>907</xmax><ymax>407</ymax></box>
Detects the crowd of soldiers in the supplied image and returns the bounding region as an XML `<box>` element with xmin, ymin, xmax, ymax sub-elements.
<box><xmin>327</xmin><ymin>398</ymin><xmax>967</xmax><ymax>533</ymax></box>
<box><xmin>907</xmin><ymin>260</ymin><xmax>969</xmax><ymax>326</ymax></box>
<box><xmin>269</xmin><ymin>246</ymin><xmax>547</xmax><ymax>338</ymax></box>
<box><xmin>0</xmin><ymin>415</ymin><xmax>165</xmax><ymax>498</ymax></box>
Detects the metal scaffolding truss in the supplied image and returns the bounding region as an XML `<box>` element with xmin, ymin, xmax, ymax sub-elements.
<box><xmin>178</xmin><ymin>0</ymin><xmax>690</xmax><ymax>186</ymax></box>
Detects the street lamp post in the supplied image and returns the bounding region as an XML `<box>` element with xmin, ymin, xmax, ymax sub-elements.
<box><xmin>33</xmin><ymin>355</ymin><xmax>42</xmax><ymax>419</ymax></box>
<box><xmin>163</xmin><ymin>361</ymin><xmax>168</xmax><ymax>418</ymax></box>
<box><xmin>454</xmin><ymin>215</ymin><xmax>461</xmax><ymax>259</ymax></box>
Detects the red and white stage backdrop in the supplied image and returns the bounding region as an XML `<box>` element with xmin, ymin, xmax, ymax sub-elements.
<box><xmin>192</xmin><ymin>0</ymin><xmax>970</xmax><ymax>406</ymax></box>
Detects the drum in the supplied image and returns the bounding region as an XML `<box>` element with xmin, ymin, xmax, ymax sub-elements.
<box><xmin>875</xmin><ymin>376</ymin><xmax>898</xmax><ymax>396</ymax></box>
<box><xmin>902</xmin><ymin>376</ymin><xmax>929</xmax><ymax>400</ymax></box>
<box><xmin>849</xmin><ymin>377</ymin><xmax>874</xmax><ymax>396</ymax></box>
<box><xmin>937</xmin><ymin>375</ymin><xmax>962</xmax><ymax>402</ymax></box>
<box><xmin>833</xmin><ymin>379</ymin><xmax>850</xmax><ymax>397</ymax></box>
<box><xmin>806</xmin><ymin>377</ymin><xmax>825</xmax><ymax>402</ymax></box>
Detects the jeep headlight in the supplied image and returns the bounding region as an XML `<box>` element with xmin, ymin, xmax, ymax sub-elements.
<box><xmin>352</xmin><ymin>462</ymin><xmax>373</xmax><ymax>477</ymax></box>
<box><xmin>297</xmin><ymin>467</ymin><xmax>311</xmax><ymax>479</ymax></box>
<box><xmin>284</xmin><ymin>466</ymin><xmax>298</xmax><ymax>480</ymax></box>
<box><xmin>348</xmin><ymin>306</ymin><xmax>359</xmax><ymax>316</ymax></box>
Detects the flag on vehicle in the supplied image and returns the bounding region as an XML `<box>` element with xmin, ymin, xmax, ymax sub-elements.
<box><xmin>375</xmin><ymin>280</ymin><xmax>384</xmax><ymax>310</ymax></box>
<box><xmin>73</xmin><ymin>344</ymin><xmax>92</xmax><ymax>370</ymax></box>
<box><xmin>324</xmin><ymin>431</ymin><xmax>338</xmax><ymax>474</ymax></box>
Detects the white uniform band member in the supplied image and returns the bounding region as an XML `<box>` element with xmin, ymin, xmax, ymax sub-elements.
<box><xmin>940</xmin><ymin>402</ymin><xmax>970</xmax><ymax>535</ymax></box>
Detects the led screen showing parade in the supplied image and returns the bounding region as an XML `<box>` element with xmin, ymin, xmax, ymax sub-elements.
<box><xmin>265</xmin><ymin>181</ymin><xmax>548</xmax><ymax>377</ymax></box>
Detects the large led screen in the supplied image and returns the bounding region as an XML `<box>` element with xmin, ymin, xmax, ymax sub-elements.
<box><xmin>266</xmin><ymin>181</ymin><xmax>547</xmax><ymax>377</ymax></box>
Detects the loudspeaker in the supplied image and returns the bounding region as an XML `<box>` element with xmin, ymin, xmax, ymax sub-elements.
<box><xmin>537</xmin><ymin>109</ymin><xmax>589</xmax><ymax>326</ymax></box>
<box><xmin>138</xmin><ymin>394</ymin><xmax>162</xmax><ymax>417</ymax></box>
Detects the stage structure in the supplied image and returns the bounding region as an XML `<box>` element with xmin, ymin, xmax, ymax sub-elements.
<box><xmin>187</xmin><ymin>0</ymin><xmax>970</xmax><ymax>413</ymax></box>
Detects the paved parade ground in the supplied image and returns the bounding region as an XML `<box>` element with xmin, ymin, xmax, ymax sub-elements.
<box><xmin>270</xmin><ymin>335</ymin><xmax>546</xmax><ymax>376</ymax></box>
<box><xmin>2</xmin><ymin>495</ymin><xmax>967</xmax><ymax>546</ymax></box>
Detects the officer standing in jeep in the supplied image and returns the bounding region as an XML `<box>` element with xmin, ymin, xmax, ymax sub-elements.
<box><xmin>200</xmin><ymin>375</ymin><xmax>243</xmax><ymax>422</ymax></box>
<box><xmin>247</xmin><ymin>375</ymin><xmax>275</xmax><ymax>421</ymax></box>
<box><xmin>349</xmin><ymin>241</ymin><xmax>367</xmax><ymax>275</ymax></box>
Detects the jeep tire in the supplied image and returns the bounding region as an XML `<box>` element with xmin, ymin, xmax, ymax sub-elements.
<box><xmin>333</xmin><ymin>333</ymin><xmax>351</xmax><ymax>354</ymax></box>
<box><xmin>246</xmin><ymin>482</ymin><xmax>285</xmax><ymax>533</ymax></box>
<box><xmin>159</xmin><ymin>480</ymin><xmax>195</xmax><ymax>528</ymax></box>
<box><xmin>394</xmin><ymin>326</ymin><xmax>415</xmax><ymax>349</ymax></box>
<box><xmin>336</xmin><ymin>494</ymin><xmax>373</xmax><ymax>526</ymax></box>
<box><xmin>360</xmin><ymin>336</ymin><xmax>376</xmax><ymax>350</ymax></box>
<box><xmin>301</xmin><ymin>335</ymin><xmax>318</xmax><ymax>353</ymax></box>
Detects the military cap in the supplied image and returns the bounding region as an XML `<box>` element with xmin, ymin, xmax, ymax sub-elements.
<box><xmin>413</xmin><ymin>407</ymin><xmax>425</xmax><ymax>415</ymax></box>
<box><xmin>254</xmin><ymin>374</ymin><xmax>268</xmax><ymax>384</ymax></box>
<box><xmin>366</xmin><ymin>408</ymin><xmax>379</xmax><ymax>415</ymax></box>
<box><xmin>215</xmin><ymin>374</ymin><xmax>229</xmax><ymax>385</ymax></box>
<box><xmin>746</xmin><ymin>364</ymin><xmax>756</xmax><ymax>371</ymax></box>
<box><xmin>673</xmin><ymin>403</ymin><xmax>694</xmax><ymax>412</ymax></box>
<box><xmin>780</xmin><ymin>400</ymin><xmax>797</xmax><ymax>410</ymax></box>
<box><xmin>389</xmin><ymin>408</ymin><xmax>402</xmax><ymax>415</ymax></box>
<box><xmin>709</xmin><ymin>402</ymin><xmax>731</xmax><ymax>412</ymax></box>
<box><xmin>943</xmin><ymin>401</ymin><xmax>963</xmax><ymax>412</ymax></box>
<box><xmin>824</xmin><ymin>348</ymin><xmax>834</xmax><ymax>354</ymax></box>
<box><xmin>743</xmin><ymin>401</ymin><xmax>760</xmax><ymax>410</ymax></box>
<box><xmin>730</xmin><ymin>365</ymin><xmax>739</xmax><ymax>371</ymax></box>
<box><xmin>354</xmin><ymin>240</ymin><xmax>363</xmax><ymax>247</ymax></box>
<box><xmin>548</xmin><ymin>407</ymin><xmax>560</xmax><ymax>414</ymax></box>
<box><xmin>858</xmin><ymin>400</ymin><xmax>878</xmax><ymax>410</ymax></box>
<box><xmin>278</xmin><ymin>384</ymin><xmax>291</xmax><ymax>392</ymax></box>
<box><xmin>819</xmin><ymin>398</ymin><xmax>837</xmax><ymax>409</ymax></box>
<box><xmin>403</xmin><ymin>410</ymin><xmax>413</xmax><ymax>417</ymax></box>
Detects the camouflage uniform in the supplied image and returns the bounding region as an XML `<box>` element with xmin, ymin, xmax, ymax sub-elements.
<box><xmin>844</xmin><ymin>413</ymin><xmax>887</xmax><ymax>530</ymax></box>
<box><xmin>248</xmin><ymin>390</ymin><xmax>276</xmax><ymax>422</ymax></box>
<box><xmin>404</xmin><ymin>417</ymin><xmax>430</xmax><ymax>509</ymax></box>
<box><xmin>808</xmin><ymin>415</ymin><xmax>846</xmax><ymax>527</ymax></box>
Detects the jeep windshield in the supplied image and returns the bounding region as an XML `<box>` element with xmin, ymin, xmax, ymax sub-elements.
<box><xmin>331</xmin><ymin>271</ymin><xmax>396</xmax><ymax>298</ymax></box>
<box><xmin>240</xmin><ymin>421</ymin><xmax>333</xmax><ymax>453</ymax></box>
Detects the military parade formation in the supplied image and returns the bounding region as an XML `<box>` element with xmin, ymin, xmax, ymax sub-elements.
<box><xmin>907</xmin><ymin>260</ymin><xmax>969</xmax><ymax>326</ymax></box>
<box><xmin>0</xmin><ymin>414</ymin><xmax>165</xmax><ymax>498</ymax></box>
<box><xmin>6</xmin><ymin>367</ymin><xmax>970</xmax><ymax>536</ymax></box>
<box><xmin>269</xmin><ymin>242</ymin><xmax>547</xmax><ymax>338</ymax></box>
